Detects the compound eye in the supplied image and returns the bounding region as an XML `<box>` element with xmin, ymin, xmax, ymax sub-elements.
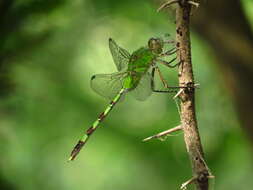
<box><xmin>148</xmin><ymin>38</ymin><xmax>155</xmax><ymax>49</ymax></box>
<box><xmin>148</xmin><ymin>38</ymin><xmax>163</xmax><ymax>54</ymax></box>
<box><xmin>148</xmin><ymin>38</ymin><xmax>159</xmax><ymax>49</ymax></box>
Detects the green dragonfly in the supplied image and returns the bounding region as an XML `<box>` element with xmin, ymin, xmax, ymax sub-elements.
<box><xmin>69</xmin><ymin>37</ymin><xmax>182</xmax><ymax>161</ymax></box>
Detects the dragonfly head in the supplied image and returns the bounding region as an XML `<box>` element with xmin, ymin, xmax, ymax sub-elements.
<box><xmin>148</xmin><ymin>38</ymin><xmax>164</xmax><ymax>54</ymax></box>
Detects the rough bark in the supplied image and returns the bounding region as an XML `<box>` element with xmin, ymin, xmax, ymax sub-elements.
<box><xmin>176</xmin><ymin>1</ymin><xmax>210</xmax><ymax>189</ymax></box>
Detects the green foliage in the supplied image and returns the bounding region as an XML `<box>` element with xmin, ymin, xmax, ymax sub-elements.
<box><xmin>0</xmin><ymin>0</ymin><xmax>252</xmax><ymax>190</ymax></box>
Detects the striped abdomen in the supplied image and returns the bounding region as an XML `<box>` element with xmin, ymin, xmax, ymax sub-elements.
<box><xmin>69</xmin><ymin>88</ymin><xmax>126</xmax><ymax>161</ymax></box>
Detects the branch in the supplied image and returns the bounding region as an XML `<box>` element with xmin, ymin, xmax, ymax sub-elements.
<box><xmin>175</xmin><ymin>1</ymin><xmax>210</xmax><ymax>189</ymax></box>
<box><xmin>158</xmin><ymin>0</ymin><xmax>212</xmax><ymax>189</ymax></box>
<box><xmin>142</xmin><ymin>125</ymin><xmax>182</xmax><ymax>142</ymax></box>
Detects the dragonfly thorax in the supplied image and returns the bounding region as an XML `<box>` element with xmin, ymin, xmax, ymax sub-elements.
<box><xmin>128</xmin><ymin>47</ymin><xmax>155</xmax><ymax>73</ymax></box>
<box><xmin>124</xmin><ymin>47</ymin><xmax>156</xmax><ymax>90</ymax></box>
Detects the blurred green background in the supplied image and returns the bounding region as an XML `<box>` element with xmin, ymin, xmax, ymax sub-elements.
<box><xmin>0</xmin><ymin>0</ymin><xmax>253</xmax><ymax>190</ymax></box>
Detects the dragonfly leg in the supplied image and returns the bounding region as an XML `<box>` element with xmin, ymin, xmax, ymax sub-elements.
<box><xmin>155</xmin><ymin>66</ymin><xmax>169</xmax><ymax>88</ymax></box>
<box><xmin>160</xmin><ymin>48</ymin><xmax>177</xmax><ymax>57</ymax></box>
<box><xmin>157</xmin><ymin>58</ymin><xmax>181</xmax><ymax>68</ymax></box>
<box><xmin>151</xmin><ymin>67</ymin><xmax>187</xmax><ymax>93</ymax></box>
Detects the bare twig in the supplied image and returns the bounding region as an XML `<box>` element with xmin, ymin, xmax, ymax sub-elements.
<box><xmin>157</xmin><ymin>0</ymin><xmax>179</xmax><ymax>12</ymax></box>
<box><xmin>181</xmin><ymin>176</ymin><xmax>198</xmax><ymax>189</ymax></box>
<box><xmin>143</xmin><ymin>125</ymin><xmax>182</xmax><ymax>142</ymax></box>
<box><xmin>174</xmin><ymin>83</ymin><xmax>200</xmax><ymax>99</ymax></box>
<box><xmin>173</xmin><ymin>88</ymin><xmax>184</xmax><ymax>99</ymax></box>
<box><xmin>188</xmin><ymin>1</ymin><xmax>199</xmax><ymax>8</ymax></box>
<box><xmin>175</xmin><ymin>0</ymin><xmax>211</xmax><ymax>189</ymax></box>
<box><xmin>181</xmin><ymin>175</ymin><xmax>215</xmax><ymax>190</ymax></box>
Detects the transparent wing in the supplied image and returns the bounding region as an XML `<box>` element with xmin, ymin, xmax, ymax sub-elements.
<box><xmin>109</xmin><ymin>38</ymin><xmax>130</xmax><ymax>71</ymax></box>
<box><xmin>90</xmin><ymin>72</ymin><xmax>128</xmax><ymax>100</ymax></box>
<box><xmin>130</xmin><ymin>72</ymin><xmax>152</xmax><ymax>101</ymax></box>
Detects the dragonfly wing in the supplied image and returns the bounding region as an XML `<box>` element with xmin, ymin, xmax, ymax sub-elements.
<box><xmin>130</xmin><ymin>72</ymin><xmax>152</xmax><ymax>101</ymax></box>
<box><xmin>90</xmin><ymin>72</ymin><xmax>127</xmax><ymax>100</ymax></box>
<box><xmin>109</xmin><ymin>38</ymin><xmax>130</xmax><ymax>71</ymax></box>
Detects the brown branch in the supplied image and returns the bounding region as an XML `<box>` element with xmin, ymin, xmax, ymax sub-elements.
<box><xmin>157</xmin><ymin>1</ymin><xmax>212</xmax><ymax>188</ymax></box>
<box><xmin>175</xmin><ymin>1</ymin><xmax>210</xmax><ymax>189</ymax></box>
<box><xmin>157</xmin><ymin>0</ymin><xmax>179</xmax><ymax>12</ymax></box>
<box><xmin>142</xmin><ymin>125</ymin><xmax>182</xmax><ymax>142</ymax></box>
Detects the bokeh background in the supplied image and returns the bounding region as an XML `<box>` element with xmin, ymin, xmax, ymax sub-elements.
<box><xmin>0</xmin><ymin>0</ymin><xmax>253</xmax><ymax>189</ymax></box>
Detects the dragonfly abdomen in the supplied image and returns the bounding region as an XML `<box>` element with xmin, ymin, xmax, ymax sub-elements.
<box><xmin>69</xmin><ymin>88</ymin><xmax>126</xmax><ymax>161</ymax></box>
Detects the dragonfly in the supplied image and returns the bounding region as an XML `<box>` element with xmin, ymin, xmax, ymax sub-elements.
<box><xmin>69</xmin><ymin>37</ymin><xmax>183</xmax><ymax>161</ymax></box>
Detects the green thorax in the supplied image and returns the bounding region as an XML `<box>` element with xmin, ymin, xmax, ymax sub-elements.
<box><xmin>123</xmin><ymin>47</ymin><xmax>156</xmax><ymax>90</ymax></box>
<box><xmin>128</xmin><ymin>47</ymin><xmax>155</xmax><ymax>73</ymax></box>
